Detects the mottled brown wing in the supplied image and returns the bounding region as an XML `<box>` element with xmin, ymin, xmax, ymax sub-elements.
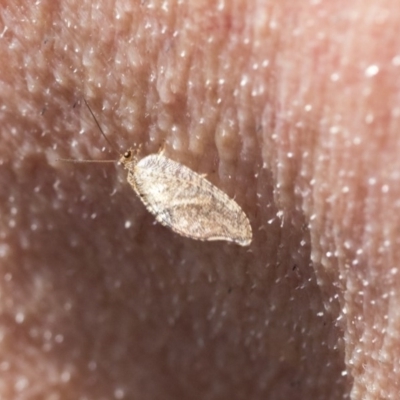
<box><xmin>128</xmin><ymin>154</ymin><xmax>252</xmax><ymax>246</ymax></box>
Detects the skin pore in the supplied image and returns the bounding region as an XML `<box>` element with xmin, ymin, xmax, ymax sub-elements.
<box><xmin>1</xmin><ymin>0</ymin><xmax>399</xmax><ymax>398</ymax></box>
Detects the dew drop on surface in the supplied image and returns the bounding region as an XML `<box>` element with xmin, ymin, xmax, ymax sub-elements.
<box><xmin>0</xmin><ymin>244</ymin><xmax>9</xmax><ymax>258</ymax></box>
<box><xmin>392</xmin><ymin>55</ymin><xmax>400</xmax><ymax>66</ymax></box>
<box><xmin>365</xmin><ymin>64</ymin><xmax>379</xmax><ymax>77</ymax></box>
<box><xmin>60</xmin><ymin>370</ymin><xmax>71</xmax><ymax>383</ymax></box>
<box><xmin>88</xmin><ymin>360</ymin><xmax>97</xmax><ymax>371</ymax></box>
<box><xmin>55</xmin><ymin>334</ymin><xmax>64</xmax><ymax>343</ymax></box>
<box><xmin>114</xmin><ymin>388</ymin><xmax>125</xmax><ymax>399</ymax></box>
<box><xmin>330</xmin><ymin>72</ymin><xmax>340</xmax><ymax>81</ymax></box>
<box><xmin>15</xmin><ymin>377</ymin><xmax>29</xmax><ymax>392</ymax></box>
<box><xmin>15</xmin><ymin>312</ymin><xmax>25</xmax><ymax>324</ymax></box>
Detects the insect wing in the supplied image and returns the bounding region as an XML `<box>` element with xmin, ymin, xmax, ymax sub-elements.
<box><xmin>130</xmin><ymin>154</ymin><xmax>252</xmax><ymax>246</ymax></box>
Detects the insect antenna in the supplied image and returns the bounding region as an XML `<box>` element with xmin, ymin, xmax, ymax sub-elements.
<box><xmin>56</xmin><ymin>99</ymin><xmax>121</xmax><ymax>164</ymax></box>
<box><xmin>83</xmin><ymin>98</ymin><xmax>121</xmax><ymax>156</ymax></box>
<box><xmin>57</xmin><ymin>158</ymin><xmax>116</xmax><ymax>163</ymax></box>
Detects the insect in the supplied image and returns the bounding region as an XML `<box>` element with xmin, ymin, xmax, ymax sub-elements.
<box><xmin>60</xmin><ymin>100</ymin><xmax>253</xmax><ymax>246</ymax></box>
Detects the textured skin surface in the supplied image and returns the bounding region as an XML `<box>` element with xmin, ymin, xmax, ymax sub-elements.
<box><xmin>3</xmin><ymin>0</ymin><xmax>400</xmax><ymax>398</ymax></box>
<box><xmin>122</xmin><ymin>153</ymin><xmax>252</xmax><ymax>246</ymax></box>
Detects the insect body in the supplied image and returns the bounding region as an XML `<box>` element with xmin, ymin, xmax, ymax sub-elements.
<box><xmin>60</xmin><ymin>99</ymin><xmax>253</xmax><ymax>246</ymax></box>
<box><xmin>120</xmin><ymin>149</ymin><xmax>252</xmax><ymax>246</ymax></box>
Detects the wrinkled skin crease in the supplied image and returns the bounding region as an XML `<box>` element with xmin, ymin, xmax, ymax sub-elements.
<box><xmin>0</xmin><ymin>0</ymin><xmax>399</xmax><ymax>399</ymax></box>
